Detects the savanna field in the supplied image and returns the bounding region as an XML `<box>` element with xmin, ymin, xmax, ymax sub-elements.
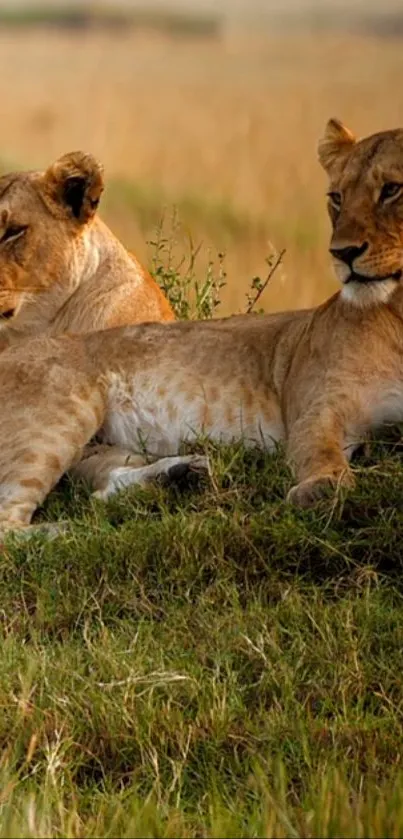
<box><xmin>3</xmin><ymin>8</ymin><xmax>403</xmax><ymax>836</ymax></box>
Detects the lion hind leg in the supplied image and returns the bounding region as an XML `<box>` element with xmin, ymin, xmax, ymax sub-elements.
<box><xmin>89</xmin><ymin>453</ymin><xmax>211</xmax><ymax>500</ymax></box>
<box><xmin>70</xmin><ymin>444</ymin><xmax>148</xmax><ymax>493</ymax></box>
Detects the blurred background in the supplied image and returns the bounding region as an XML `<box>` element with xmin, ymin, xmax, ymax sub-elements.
<box><xmin>0</xmin><ymin>0</ymin><xmax>402</xmax><ymax>313</ymax></box>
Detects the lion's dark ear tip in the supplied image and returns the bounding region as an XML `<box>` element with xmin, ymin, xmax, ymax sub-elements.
<box><xmin>327</xmin><ymin>117</ymin><xmax>344</xmax><ymax>132</ymax></box>
<box><xmin>322</xmin><ymin>118</ymin><xmax>356</xmax><ymax>145</ymax></box>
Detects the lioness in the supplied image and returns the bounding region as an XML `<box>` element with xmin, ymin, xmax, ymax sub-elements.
<box><xmin>0</xmin><ymin>150</ymin><xmax>174</xmax><ymax>349</ymax></box>
<box><xmin>2</xmin><ymin>119</ymin><xmax>403</xmax><ymax>536</ymax></box>
<box><xmin>0</xmin><ymin>150</ymin><xmax>175</xmax><ymax>501</ymax></box>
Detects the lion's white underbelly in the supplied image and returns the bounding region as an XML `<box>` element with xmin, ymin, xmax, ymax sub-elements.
<box><xmin>101</xmin><ymin>374</ymin><xmax>284</xmax><ymax>457</ymax></box>
<box><xmin>99</xmin><ymin>374</ymin><xmax>403</xmax><ymax>461</ymax></box>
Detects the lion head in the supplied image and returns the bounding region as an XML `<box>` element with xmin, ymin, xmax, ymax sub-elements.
<box><xmin>0</xmin><ymin>151</ymin><xmax>104</xmax><ymax>325</ymax></box>
<box><xmin>318</xmin><ymin>119</ymin><xmax>403</xmax><ymax>306</ymax></box>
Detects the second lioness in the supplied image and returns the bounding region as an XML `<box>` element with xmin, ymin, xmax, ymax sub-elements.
<box><xmin>0</xmin><ymin>150</ymin><xmax>175</xmax><ymax>491</ymax></box>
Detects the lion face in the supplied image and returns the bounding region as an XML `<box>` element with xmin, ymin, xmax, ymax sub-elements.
<box><xmin>0</xmin><ymin>152</ymin><xmax>103</xmax><ymax>326</ymax></box>
<box><xmin>318</xmin><ymin>120</ymin><xmax>403</xmax><ymax>305</ymax></box>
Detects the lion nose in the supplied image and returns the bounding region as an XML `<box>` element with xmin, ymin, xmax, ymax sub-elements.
<box><xmin>329</xmin><ymin>242</ymin><xmax>368</xmax><ymax>266</ymax></box>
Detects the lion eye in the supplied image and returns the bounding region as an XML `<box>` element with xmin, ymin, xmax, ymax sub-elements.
<box><xmin>0</xmin><ymin>224</ymin><xmax>28</xmax><ymax>244</ymax></box>
<box><xmin>380</xmin><ymin>182</ymin><xmax>402</xmax><ymax>203</ymax></box>
<box><xmin>327</xmin><ymin>191</ymin><xmax>342</xmax><ymax>210</ymax></box>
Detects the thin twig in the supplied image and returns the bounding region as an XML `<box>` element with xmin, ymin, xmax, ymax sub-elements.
<box><xmin>246</xmin><ymin>248</ymin><xmax>286</xmax><ymax>314</ymax></box>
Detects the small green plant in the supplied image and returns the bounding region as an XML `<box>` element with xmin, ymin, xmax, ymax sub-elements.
<box><xmin>150</xmin><ymin>212</ymin><xmax>285</xmax><ymax>320</ymax></box>
<box><xmin>149</xmin><ymin>210</ymin><xmax>227</xmax><ymax>320</ymax></box>
<box><xmin>245</xmin><ymin>246</ymin><xmax>286</xmax><ymax>314</ymax></box>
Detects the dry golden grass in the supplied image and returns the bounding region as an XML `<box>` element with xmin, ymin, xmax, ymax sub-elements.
<box><xmin>1</xmin><ymin>26</ymin><xmax>403</xmax><ymax>312</ymax></box>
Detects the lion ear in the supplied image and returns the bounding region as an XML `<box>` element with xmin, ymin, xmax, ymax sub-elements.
<box><xmin>40</xmin><ymin>151</ymin><xmax>104</xmax><ymax>224</ymax></box>
<box><xmin>318</xmin><ymin>119</ymin><xmax>356</xmax><ymax>172</ymax></box>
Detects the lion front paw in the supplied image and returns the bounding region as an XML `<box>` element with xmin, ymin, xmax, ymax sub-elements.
<box><xmin>286</xmin><ymin>471</ymin><xmax>355</xmax><ymax>508</ymax></box>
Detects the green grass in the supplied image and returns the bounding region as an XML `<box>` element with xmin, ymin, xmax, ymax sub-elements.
<box><xmin>1</xmin><ymin>433</ymin><xmax>403</xmax><ymax>836</ymax></box>
<box><xmin>0</xmin><ymin>5</ymin><xmax>222</xmax><ymax>38</ymax></box>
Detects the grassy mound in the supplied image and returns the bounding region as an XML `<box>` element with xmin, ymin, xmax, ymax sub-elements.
<box><xmin>1</xmin><ymin>434</ymin><xmax>403</xmax><ymax>836</ymax></box>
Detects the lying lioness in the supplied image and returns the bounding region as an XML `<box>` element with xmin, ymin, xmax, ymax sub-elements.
<box><xmin>0</xmin><ymin>150</ymin><xmax>175</xmax><ymax>503</ymax></box>
<box><xmin>1</xmin><ymin>119</ymin><xmax>403</xmax><ymax>536</ymax></box>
